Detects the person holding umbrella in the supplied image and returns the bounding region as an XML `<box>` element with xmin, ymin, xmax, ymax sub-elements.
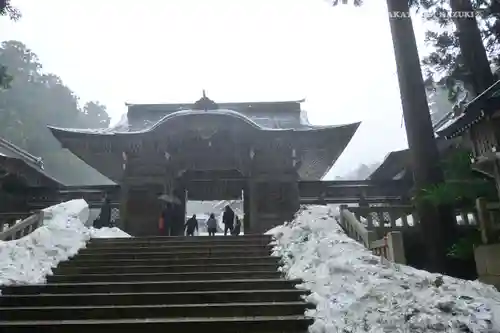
<box><xmin>158</xmin><ymin>193</ymin><xmax>181</xmax><ymax>236</ymax></box>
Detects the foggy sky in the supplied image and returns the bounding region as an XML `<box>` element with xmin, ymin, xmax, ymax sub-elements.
<box><xmin>0</xmin><ymin>0</ymin><xmax>431</xmax><ymax>178</ymax></box>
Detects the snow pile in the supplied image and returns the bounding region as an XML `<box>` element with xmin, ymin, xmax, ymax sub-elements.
<box><xmin>268</xmin><ymin>205</ymin><xmax>500</xmax><ymax>333</ymax></box>
<box><xmin>89</xmin><ymin>226</ymin><xmax>131</xmax><ymax>238</ymax></box>
<box><xmin>0</xmin><ymin>199</ymin><xmax>131</xmax><ymax>288</ymax></box>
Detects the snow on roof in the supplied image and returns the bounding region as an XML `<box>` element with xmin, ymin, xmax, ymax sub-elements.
<box><xmin>436</xmin><ymin>112</ymin><xmax>466</xmax><ymax>135</ymax></box>
<box><xmin>438</xmin><ymin>80</ymin><xmax>500</xmax><ymax>138</ymax></box>
<box><xmin>0</xmin><ymin>137</ymin><xmax>63</xmax><ymax>186</ymax></box>
<box><xmin>433</xmin><ymin>110</ymin><xmax>456</xmax><ymax>134</ymax></box>
<box><xmin>269</xmin><ymin>205</ymin><xmax>500</xmax><ymax>332</ymax></box>
<box><xmin>125</xmin><ymin>98</ymin><xmax>306</xmax><ymax>109</ymax></box>
<box><xmin>51</xmin><ymin>108</ymin><xmax>349</xmax><ymax>135</ymax></box>
<box><xmin>0</xmin><ymin>138</ymin><xmax>45</xmax><ymax>168</ymax></box>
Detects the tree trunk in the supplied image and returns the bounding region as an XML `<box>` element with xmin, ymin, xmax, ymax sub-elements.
<box><xmin>386</xmin><ymin>0</ymin><xmax>458</xmax><ymax>273</ymax></box>
<box><xmin>450</xmin><ymin>0</ymin><xmax>494</xmax><ymax>95</ymax></box>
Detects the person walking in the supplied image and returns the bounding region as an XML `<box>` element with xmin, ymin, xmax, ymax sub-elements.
<box><xmin>232</xmin><ymin>215</ymin><xmax>241</xmax><ymax>236</ymax></box>
<box><xmin>184</xmin><ymin>214</ymin><xmax>198</xmax><ymax>236</ymax></box>
<box><xmin>222</xmin><ymin>205</ymin><xmax>235</xmax><ymax>236</ymax></box>
<box><xmin>206</xmin><ymin>213</ymin><xmax>217</xmax><ymax>236</ymax></box>
<box><xmin>94</xmin><ymin>196</ymin><xmax>111</xmax><ymax>228</ymax></box>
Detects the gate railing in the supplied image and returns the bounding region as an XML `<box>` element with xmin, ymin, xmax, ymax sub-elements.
<box><xmin>338</xmin><ymin>205</ymin><xmax>406</xmax><ymax>264</ymax></box>
<box><xmin>0</xmin><ymin>211</ymin><xmax>44</xmax><ymax>241</ymax></box>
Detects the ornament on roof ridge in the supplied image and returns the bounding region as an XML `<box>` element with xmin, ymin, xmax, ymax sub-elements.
<box><xmin>193</xmin><ymin>90</ymin><xmax>219</xmax><ymax>111</ymax></box>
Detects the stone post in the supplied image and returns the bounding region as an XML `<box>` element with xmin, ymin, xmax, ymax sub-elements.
<box><xmin>476</xmin><ymin>197</ymin><xmax>495</xmax><ymax>245</ymax></box>
<box><xmin>387</xmin><ymin>231</ymin><xmax>406</xmax><ymax>264</ymax></box>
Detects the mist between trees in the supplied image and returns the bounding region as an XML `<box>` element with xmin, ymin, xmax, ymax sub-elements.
<box><xmin>0</xmin><ymin>40</ymin><xmax>114</xmax><ymax>185</ymax></box>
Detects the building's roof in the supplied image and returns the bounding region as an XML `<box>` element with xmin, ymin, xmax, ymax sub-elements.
<box><xmin>367</xmin><ymin>138</ymin><xmax>457</xmax><ymax>181</ymax></box>
<box><xmin>0</xmin><ymin>138</ymin><xmax>61</xmax><ymax>187</ymax></box>
<box><xmin>54</xmin><ymin>98</ymin><xmax>316</xmax><ymax>134</ymax></box>
<box><xmin>432</xmin><ymin>110</ymin><xmax>456</xmax><ymax>133</ymax></box>
<box><xmin>126</xmin><ymin>98</ymin><xmax>306</xmax><ymax>111</ymax></box>
<box><xmin>437</xmin><ymin>80</ymin><xmax>500</xmax><ymax>139</ymax></box>
<box><xmin>48</xmin><ymin>97</ymin><xmax>360</xmax><ymax>182</ymax></box>
<box><xmin>368</xmin><ymin>149</ymin><xmax>410</xmax><ymax>181</ymax></box>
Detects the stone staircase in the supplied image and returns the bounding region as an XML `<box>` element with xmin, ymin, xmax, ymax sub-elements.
<box><xmin>0</xmin><ymin>234</ymin><xmax>313</xmax><ymax>332</ymax></box>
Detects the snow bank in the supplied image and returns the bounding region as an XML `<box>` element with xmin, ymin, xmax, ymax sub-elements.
<box><xmin>89</xmin><ymin>226</ymin><xmax>131</xmax><ymax>238</ymax></box>
<box><xmin>0</xmin><ymin>199</ymin><xmax>131</xmax><ymax>288</ymax></box>
<box><xmin>268</xmin><ymin>205</ymin><xmax>500</xmax><ymax>333</ymax></box>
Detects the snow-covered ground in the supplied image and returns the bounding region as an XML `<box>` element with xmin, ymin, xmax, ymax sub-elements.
<box><xmin>0</xmin><ymin>199</ymin><xmax>130</xmax><ymax>288</ymax></box>
<box><xmin>89</xmin><ymin>226</ymin><xmax>131</xmax><ymax>238</ymax></box>
<box><xmin>268</xmin><ymin>205</ymin><xmax>500</xmax><ymax>333</ymax></box>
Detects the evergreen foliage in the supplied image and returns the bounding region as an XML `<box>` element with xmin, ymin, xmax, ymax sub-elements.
<box><xmin>419</xmin><ymin>150</ymin><xmax>497</xmax><ymax>207</ymax></box>
<box><xmin>418</xmin><ymin>0</ymin><xmax>499</xmax><ymax>99</ymax></box>
<box><xmin>0</xmin><ymin>40</ymin><xmax>113</xmax><ymax>185</ymax></box>
<box><xmin>418</xmin><ymin>149</ymin><xmax>496</xmax><ymax>259</ymax></box>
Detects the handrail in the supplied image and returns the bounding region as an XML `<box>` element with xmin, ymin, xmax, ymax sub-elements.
<box><xmin>338</xmin><ymin>205</ymin><xmax>377</xmax><ymax>248</ymax></box>
<box><xmin>0</xmin><ymin>212</ymin><xmax>32</xmax><ymax>219</ymax></box>
<box><xmin>338</xmin><ymin>205</ymin><xmax>406</xmax><ymax>264</ymax></box>
<box><xmin>0</xmin><ymin>211</ymin><xmax>44</xmax><ymax>241</ymax></box>
<box><xmin>299</xmin><ymin>196</ymin><xmax>404</xmax><ymax>204</ymax></box>
<box><xmin>0</xmin><ymin>212</ymin><xmax>33</xmax><ymax>230</ymax></box>
<box><xmin>345</xmin><ymin>204</ymin><xmax>477</xmax><ymax>231</ymax></box>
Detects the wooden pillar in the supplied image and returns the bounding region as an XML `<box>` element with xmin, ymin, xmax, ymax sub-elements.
<box><xmin>123</xmin><ymin>185</ymin><xmax>163</xmax><ymax>236</ymax></box>
<box><xmin>243</xmin><ymin>184</ymin><xmax>250</xmax><ymax>234</ymax></box>
<box><xmin>492</xmin><ymin>158</ymin><xmax>500</xmax><ymax>204</ymax></box>
<box><xmin>247</xmin><ymin>175</ymin><xmax>299</xmax><ymax>234</ymax></box>
<box><xmin>118</xmin><ymin>182</ymin><xmax>129</xmax><ymax>231</ymax></box>
<box><xmin>247</xmin><ymin>180</ymin><xmax>259</xmax><ymax>234</ymax></box>
<box><xmin>119</xmin><ymin>151</ymin><xmax>129</xmax><ymax>232</ymax></box>
<box><xmin>170</xmin><ymin>185</ymin><xmax>186</xmax><ymax>236</ymax></box>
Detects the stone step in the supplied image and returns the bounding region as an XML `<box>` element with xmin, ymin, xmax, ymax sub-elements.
<box><xmin>48</xmin><ymin>271</ymin><xmax>282</xmax><ymax>283</ymax></box>
<box><xmin>57</xmin><ymin>256</ymin><xmax>280</xmax><ymax>267</ymax></box>
<box><xmin>87</xmin><ymin>238</ymin><xmax>273</xmax><ymax>248</ymax></box>
<box><xmin>0</xmin><ymin>289</ymin><xmax>308</xmax><ymax>307</ymax></box>
<box><xmin>0</xmin><ymin>301</ymin><xmax>312</xmax><ymax>321</ymax></box>
<box><xmin>2</xmin><ymin>279</ymin><xmax>302</xmax><ymax>295</ymax></box>
<box><xmin>89</xmin><ymin>235</ymin><xmax>272</xmax><ymax>244</ymax></box>
<box><xmin>74</xmin><ymin>250</ymin><xmax>272</xmax><ymax>260</ymax></box>
<box><xmin>79</xmin><ymin>244</ymin><xmax>273</xmax><ymax>254</ymax></box>
<box><xmin>54</xmin><ymin>262</ymin><xmax>280</xmax><ymax>275</ymax></box>
<box><xmin>0</xmin><ymin>315</ymin><xmax>312</xmax><ymax>333</ymax></box>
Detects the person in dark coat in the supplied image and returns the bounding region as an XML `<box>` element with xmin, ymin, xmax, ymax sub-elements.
<box><xmin>94</xmin><ymin>197</ymin><xmax>111</xmax><ymax>229</ymax></box>
<box><xmin>184</xmin><ymin>214</ymin><xmax>198</xmax><ymax>236</ymax></box>
<box><xmin>222</xmin><ymin>205</ymin><xmax>235</xmax><ymax>236</ymax></box>
<box><xmin>231</xmin><ymin>215</ymin><xmax>241</xmax><ymax>236</ymax></box>
<box><xmin>160</xmin><ymin>203</ymin><xmax>172</xmax><ymax>236</ymax></box>
<box><xmin>206</xmin><ymin>213</ymin><xmax>217</xmax><ymax>236</ymax></box>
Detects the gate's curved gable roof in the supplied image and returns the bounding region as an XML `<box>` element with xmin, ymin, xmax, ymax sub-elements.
<box><xmin>48</xmin><ymin>98</ymin><xmax>360</xmax><ymax>182</ymax></box>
